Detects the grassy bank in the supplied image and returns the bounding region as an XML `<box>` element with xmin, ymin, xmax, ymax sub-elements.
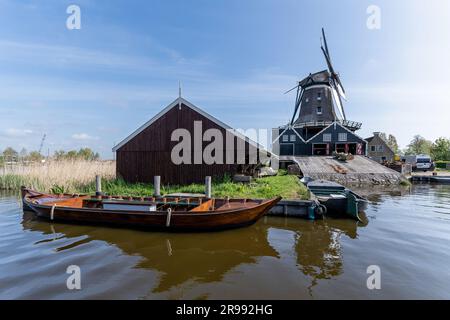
<box><xmin>78</xmin><ymin>174</ymin><xmax>308</xmax><ymax>200</ymax></box>
<box><xmin>0</xmin><ymin>161</ymin><xmax>308</xmax><ymax>199</ymax></box>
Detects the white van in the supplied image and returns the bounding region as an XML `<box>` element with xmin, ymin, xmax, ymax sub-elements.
<box><xmin>415</xmin><ymin>154</ymin><xmax>434</xmax><ymax>171</ymax></box>
<box><xmin>402</xmin><ymin>154</ymin><xmax>434</xmax><ymax>171</ymax></box>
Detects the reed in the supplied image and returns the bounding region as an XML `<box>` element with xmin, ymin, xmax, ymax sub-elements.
<box><xmin>0</xmin><ymin>160</ymin><xmax>115</xmax><ymax>193</ymax></box>
<box><xmin>0</xmin><ymin>161</ymin><xmax>308</xmax><ymax>199</ymax></box>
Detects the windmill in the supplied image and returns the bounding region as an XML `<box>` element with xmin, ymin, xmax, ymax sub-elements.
<box><xmin>288</xmin><ymin>28</ymin><xmax>347</xmax><ymax>125</ymax></box>
<box><xmin>274</xmin><ymin>28</ymin><xmax>360</xmax><ymax>145</ymax></box>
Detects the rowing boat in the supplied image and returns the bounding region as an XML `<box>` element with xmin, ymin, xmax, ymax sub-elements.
<box><xmin>304</xmin><ymin>180</ymin><xmax>368</xmax><ymax>221</ymax></box>
<box><xmin>21</xmin><ymin>187</ymin><xmax>281</xmax><ymax>231</ymax></box>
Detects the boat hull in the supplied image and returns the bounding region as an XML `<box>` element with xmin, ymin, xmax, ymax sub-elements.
<box><xmin>306</xmin><ymin>180</ymin><xmax>368</xmax><ymax>221</ymax></box>
<box><xmin>21</xmin><ymin>188</ymin><xmax>281</xmax><ymax>232</ymax></box>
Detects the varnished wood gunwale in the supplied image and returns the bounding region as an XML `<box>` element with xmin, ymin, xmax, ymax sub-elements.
<box><xmin>21</xmin><ymin>187</ymin><xmax>281</xmax><ymax>231</ymax></box>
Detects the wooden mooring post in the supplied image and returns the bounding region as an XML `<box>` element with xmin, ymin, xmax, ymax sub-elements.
<box><xmin>95</xmin><ymin>175</ymin><xmax>102</xmax><ymax>196</ymax></box>
<box><xmin>154</xmin><ymin>176</ymin><xmax>161</xmax><ymax>197</ymax></box>
<box><xmin>205</xmin><ymin>176</ymin><xmax>212</xmax><ymax>198</ymax></box>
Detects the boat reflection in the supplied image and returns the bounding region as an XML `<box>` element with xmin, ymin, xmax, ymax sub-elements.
<box><xmin>22</xmin><ymin>211</ymin><xmax>367</xmax><ymax>294</ymax></box>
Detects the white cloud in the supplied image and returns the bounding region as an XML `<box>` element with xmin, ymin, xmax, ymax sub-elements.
<box><xmin>71</xmin><ymin>133</ymin><xmax>99</xmax><ymax>141</ymax></box>
<box><xmin>2</xmin><ymin>128</ymin><xmax>33</xmax><ymax>137</ymax></box>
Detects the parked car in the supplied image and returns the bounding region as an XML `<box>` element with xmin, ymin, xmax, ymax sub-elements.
<box><xmin>401</xmin><ymin>154</ymin><xmax>435</xmax><ymax>172</ymax></box>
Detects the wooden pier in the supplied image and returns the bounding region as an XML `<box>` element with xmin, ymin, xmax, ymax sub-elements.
<box><xmin>410</xmin><ymin>175</ymin><xmax>450</xmax><ymax>184</ymax></box>
<box><xmin>288</xmin><ymin>155</ymin><xmax>404</xmax><ymax>185</ymax></box>
<box><xmin>268</xmin><ymin>199</ymin><xmax>312</xmax><ymax>218</ymax></box>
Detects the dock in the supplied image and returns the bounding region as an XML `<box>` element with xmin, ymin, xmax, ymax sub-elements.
<box><xmin>410</xmin><ymin>172</ymin><xmax>450</xmax><ymax>184</ymax></box>
<box><xmin>267</xmin><ymin>199</ymin><xmax>312</xmax><ymax>218</ymax></box>
<box><xmin>288</xmin><ymin>155</ymin><xmax>404</xmax><ymax>185</ymax></box>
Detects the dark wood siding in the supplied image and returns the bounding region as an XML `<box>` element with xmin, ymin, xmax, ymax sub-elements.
<box><xmin>116</xmin><ymin>103</ymin><xmax>261</xmax><ymax>185</ymax></box>
<box><xmin>278</xmin><ymin>123</ymin><xmax>366</xmax><ymax>156</ymax></box>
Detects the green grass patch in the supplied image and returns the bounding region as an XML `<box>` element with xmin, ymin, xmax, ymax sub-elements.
<box><xmin>76</xmin><ymin>175</ymin><xmax>308</xmax><ymax>200</ymax></box>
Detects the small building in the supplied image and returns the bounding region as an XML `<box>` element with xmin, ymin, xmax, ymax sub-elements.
<box><xmin>112</xmin><ymin>97</ymin><xmax>271</xmax><ymax>185</ymax></box>
<box><xmin>365</xmin><ymin>132</ymin><xmax>395</xmax><ymax>163</ymax></box>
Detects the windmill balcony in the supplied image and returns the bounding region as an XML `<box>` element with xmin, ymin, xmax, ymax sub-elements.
<box><xmin>282</xmin><ymin>120</ymin><xmax>362</xmax><ymax>131</ymax></box>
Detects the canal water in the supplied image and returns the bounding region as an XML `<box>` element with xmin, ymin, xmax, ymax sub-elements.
<box><xmin>0</xmin><ymin>184</ymin><xmax>449</xmax><ymax>299</ymax></box>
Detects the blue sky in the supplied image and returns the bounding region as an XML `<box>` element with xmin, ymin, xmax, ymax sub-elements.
<box><xmin>0</xmin><ymin>0</ymin><xmax>449</xmax><ymax>158</ymax></box>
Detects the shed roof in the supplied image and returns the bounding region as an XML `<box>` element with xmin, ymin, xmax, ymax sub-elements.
<box><xmin>112</xmin><ymin>97</ymin><xmax>272</xmax><ymax>155</ymax></box>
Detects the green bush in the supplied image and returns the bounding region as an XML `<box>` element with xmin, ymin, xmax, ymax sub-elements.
<box><xmin>435</xmin><ymin>161</ymin><xmax>450</xmax><ymax>169</ymax></box>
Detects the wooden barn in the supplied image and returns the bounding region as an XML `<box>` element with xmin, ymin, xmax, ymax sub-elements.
<box><xmin>112</xmin><ymin>97</ymin><xmax>271</xmax><ymax>185</ymax></box>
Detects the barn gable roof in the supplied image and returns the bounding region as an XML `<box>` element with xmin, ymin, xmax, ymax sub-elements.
<box><xmin>112</xmin><ymin>97</ymin><xmax>271</xmax><ymax>154</ymax></box>
<box><xmin>306</xmin><ymin>121</ymin><xmax>368</xmax><ymax>144</ymax></box>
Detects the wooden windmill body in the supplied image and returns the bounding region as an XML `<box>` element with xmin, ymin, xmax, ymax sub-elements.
<box><xmin>273</xmin><ymin>29</ymin><xmax>366</xmax><ymax>160</ymax></box>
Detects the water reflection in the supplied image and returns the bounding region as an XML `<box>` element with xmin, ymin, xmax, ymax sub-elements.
<box><xmin>21</xmin><ymin>210</ymin><xmax>367</xmax><ymax>295</ymax></box>
<box><xmin>4</xmin><ymin>185</ymin><xmax>450</xmax><ymax>299</ymax></box>
<box><xmin>266</xmin><ymin>216</ymin><xmax>367</xmax><ymax>293</ymax></box>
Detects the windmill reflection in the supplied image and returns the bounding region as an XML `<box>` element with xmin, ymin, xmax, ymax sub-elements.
<box><xmin>264</xmin><ymin>215</ymin><xmax>368</xmax><ymax>292</ymax></box>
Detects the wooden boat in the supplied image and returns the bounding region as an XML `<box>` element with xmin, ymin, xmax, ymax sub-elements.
<box><xmin>20</xmin><ymin>187</ymin><xmax>281</xmax><ymax>231</ymax></box>
<box><xmin>305</xmin><ymin>180</ymin><xmax>368</xmax><ymax>221</ymax></box>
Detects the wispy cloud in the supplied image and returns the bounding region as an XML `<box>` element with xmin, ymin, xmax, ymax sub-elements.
<box><xmin>1</xmin><ymin>128</ymin><xmax>33</xmax><ymax>138</ymax></box>
<box><xmin>71</xmin><ymin>133</ymin><xmax>99</xmax><ymax>141</ymax></box>
<box><xmin>0</xmin><ymin>39</ymin><xmax>211</xmax><ymax>80</ymax></box>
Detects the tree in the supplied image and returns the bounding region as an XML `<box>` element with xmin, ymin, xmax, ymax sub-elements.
<box><xmin>66</xmin><ymin>150</ymin><xmax>78</xmax><ymax>159</ymax></box>
<box><xmin>405</xmin><ymin>135</ymin><xmax>432</xmax><ymax>155</ymax></box>
<box><xmin>54</xmin><ymin>150</ymin><xmax>67</xmax><ymax>160</ymax></box>
<box><xmin>430</xmin><ymin>137</ymin><xmax>450</xmax><ymax>161</ymax></box>
<box><xmin>77</xmin><ymin>148</ymin><xmax>99</xmax><ymax>161</ymax></box>
<box><xmin>28</xmin><ymin>151</ymin><xmax>43</xmax><ymax>162</ymax></box>
<box><xmin>387</xmin><ymin>134</ymin><xmax>399</xmax><ymax>153</ymax></box>
<box><xmin>53</xmin><ymin>148</ymin><xmax>100</xmax><ymax>161</ymax></box>
<box><xmin>3</xmin><ymin>147</ymin><xmax>18</xmax><ymax>161</ymax></box>
<box><xmin>19</xmin><ymin>148</ymin><xmax>28</xmax><ymax>160</ymax></box>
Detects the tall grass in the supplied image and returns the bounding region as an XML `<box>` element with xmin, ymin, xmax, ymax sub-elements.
<box><xmin>0</xmin><ymin>160</ymin><xmax>307</xmax><ymax>199</ymax></box>
<box><xmin>0</xmin><ymin>160</ymin><xmax>115</xmax><ymax>193</ymax></box>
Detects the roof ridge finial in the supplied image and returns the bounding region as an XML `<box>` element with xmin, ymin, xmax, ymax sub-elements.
<box><xmin>178</xmin><ymin>81</ymin><xmax>182</xmax><ymax>110</ymax></box>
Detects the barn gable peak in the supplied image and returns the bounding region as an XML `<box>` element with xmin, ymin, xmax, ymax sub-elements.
<box><xmin>112</xmin><ymin>97</ymin><xmax>269</xmax><ymax>154</ymax></box>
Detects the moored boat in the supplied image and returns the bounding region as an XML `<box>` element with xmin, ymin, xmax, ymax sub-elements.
<box><xmin>20</xmin><ymin>187</ymin><xmax>281</xmax><ymax>231</ymax></box>
<box><xmin>304</xmin><ymin>180</ymin><xmax>368</xmax><ymax>221</ymax></box>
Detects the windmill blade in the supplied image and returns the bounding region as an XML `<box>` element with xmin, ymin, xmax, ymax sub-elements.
<box><xmin>284</xmin><ymin>83</ymin><xmax>300</xmax><ymax>95</ymax></box>
<box><xmin>336</xmin><ymin>80</ymin><xmax>346</xmax><ymax>100</ymax></box>
<box><xmin>321</xmin><ymin>46</ymin><xmax>335</xmax><ymax>75</ymax></box>
<box><xmin>290</xmin><ymin>87</ymin><xmax>304</xmax><ymax>125</ymax></box>
<box><xmin>322</xmin><ymin>45</ymin><xmax>347</xmax><ymax>100</ymax></box>
<box><xmin>322</xmin><ymin>28</ymin><xmax>331</xmax><ymax>58</ymax></box>
<box><xmin>321</xmin><ymin>28</ymin><xmax>346</xmax><ymax>98</ymax></box>
<box><xmin>330</xmin><ymin>85</ymin><xmax>345</xmax><ymax>120</ymax></box>
<box><xmin>334</xmin><ymin>73</ymin><xmax>346</xmax><ymax>96</ymax></box>
<box><xmin>336</xmin><ymin>91</ymin><xmax>346</xmax><ymax>120</ymax></box>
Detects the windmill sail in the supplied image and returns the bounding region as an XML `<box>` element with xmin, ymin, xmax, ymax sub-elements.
<box><xmin>330</xmin><ymin>86</ymin><xmax>345</xmax><ymax>120</ymax></box>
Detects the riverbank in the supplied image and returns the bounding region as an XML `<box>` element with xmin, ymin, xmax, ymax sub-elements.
<box><xmin>70</xmin><ymin>174</ymin><xmax>308</xmax><ymax>200</ymax></box>
<box><xmin>0</xmin><ymin>161</ymin><xmax>308</xmax><ymax>199</ymax></box>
